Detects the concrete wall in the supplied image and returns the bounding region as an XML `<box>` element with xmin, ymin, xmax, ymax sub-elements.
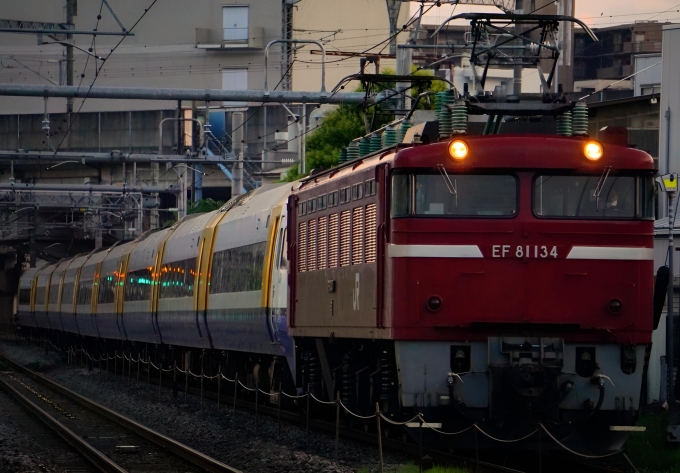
<box><xmin>0</xmin><ymin>0</ymin><xmax>283</xmax><ymax>114</ymax></box>
<box><xmin>634</xmin><ymin>54</ymin><xmax>662</xmax><ymax>97</ymax></box>
<box><xmin>291</xmin><ymin>0</ymin><xmax>407</xmax><ymax>92</ymax></box>
<box><xmin>659</xmin><ymin>25</ymin><xmax>680</xmax><ymax>180</ymax></box>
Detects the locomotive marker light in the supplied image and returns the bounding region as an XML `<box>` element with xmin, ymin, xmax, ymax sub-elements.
<box><xmin>448</xmin><ymin>140</ymin><xmax>468</xmax><ymax>160</ymax></box>
<box><xmin>583</xmin><ymin>140</ymin><xmax>604</xmax><ymax>161</ymax></box>
<box><xmin>658</xmin><ymin>173</ymin><xmax>680</xmax><ymax>442</ymax></box>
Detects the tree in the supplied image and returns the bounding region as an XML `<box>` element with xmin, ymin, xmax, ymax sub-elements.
<box><xmin>188</xmin><ymin>198</ymin><xmax>225</xmax><ymax>214</ymax></box>
<box><xmin>281</xmin><ymin>67</ymin><xmax>449</xmax><ymax>181</ymax></box>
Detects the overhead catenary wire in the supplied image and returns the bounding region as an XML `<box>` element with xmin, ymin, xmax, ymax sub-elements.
<box><xmin>48</xmin><ymin>0</ymin><xmax>161</xmax><ymax>163</ymax></box>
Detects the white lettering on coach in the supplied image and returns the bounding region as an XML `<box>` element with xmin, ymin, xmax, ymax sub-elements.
<box><xmin>492</xmin><ymin>245</ymin><xmax>559</xmax><ymax>259</ymax></box>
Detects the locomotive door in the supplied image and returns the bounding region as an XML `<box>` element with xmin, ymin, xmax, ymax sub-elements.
<box><xmin>267</xmin><ymin>208</ymin><xmax>288</xmax><ymax>344</ymax></box>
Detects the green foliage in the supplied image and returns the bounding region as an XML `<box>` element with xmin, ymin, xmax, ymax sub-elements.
<box><xmin>305</xmin><ymin>104</ymin><xmax>367</xmax><ymax>173</ymax></box>
<box><xmin>280</xmin><ymin>67</ymin><xmax>450</xmax><ymax>182</ymax></box>
<box><xmin>280</xmin><ymin>164</ymin><xmax>305</xmax><ymax>183</ymax></box>
<box><xmin>627</xmin><ymin>411</ymin><xmax>680</xmax><ymax>472</ymax></box>
<box><xmin>188</xmin><ymin>198</ymin><xmax>225</xmax><ymax>215</ymax></box>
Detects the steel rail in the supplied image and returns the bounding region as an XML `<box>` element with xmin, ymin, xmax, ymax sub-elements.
<box><xmin>146</xmin><ymin>371</ymin><xmax>528</xmax><ymax>473</ymax></box>
<box><xmin>0</xmin><ymin>375</ymin><xmax>128</xmax><ymax>473</ymax></box>
<box><xmin>0</xmin><ymin>354</ymin><xmax>243</xmax><ymax>473</ymax></box>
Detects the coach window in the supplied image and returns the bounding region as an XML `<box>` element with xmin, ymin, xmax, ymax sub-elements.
<box><xmin>391</xmin><ymin>174</ymin><xmax>412</xmax><ymax>217</ymax></box>
<box><xmin>328</xmin><ymin>191</ymin><xmax>338</xmax><ymax>207</ymax></box>
<box><xmin>318</xmin><ymin>194</ymin><xmax>327</xmax><ymax>210</ymax></box>
<box><xmin>352</xmin><ymin>183</ymin><xmax>363</xmax><ymax>200</ymax></box>
<box><xmin>308</xmin><ymin>198</ymin><xmax>316</xmax><ymax>213</ymax></box>
<box><xmin>298</xmin><ymin>201</ymin><xmax>307</xmax><ymax>216</ymax></box>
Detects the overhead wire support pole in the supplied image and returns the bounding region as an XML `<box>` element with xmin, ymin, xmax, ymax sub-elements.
<box><xmin>264</xmin><ymin>39</ymin><xmax>327</xmax><ymax>96</ymax></box>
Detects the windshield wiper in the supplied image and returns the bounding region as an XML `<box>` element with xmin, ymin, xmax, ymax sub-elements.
<box><xmin>592</xmin><ymin>166</ymin><xmax>611</xmax><ymax>212</ymax></box>
<box><xmin>437</xmin><ymin>164</ymin><xmax>458</xmax><ymax>208</ymax></box>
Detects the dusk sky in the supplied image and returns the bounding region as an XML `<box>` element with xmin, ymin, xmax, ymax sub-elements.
<box><xmin>577</xmin><ymin>0</ymin><xmax>680</xmax><ymax>27</ymax></box>
<box><xmin>417</xmin><ymin>1</ymin><xmax>680</xmax><ymax>27</ymax></box>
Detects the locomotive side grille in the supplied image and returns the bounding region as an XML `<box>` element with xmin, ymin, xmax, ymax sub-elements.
<box><xmin>365</xmin><ymin>203</ymin><xmax>377</xmax><ymax>263</ymax></box>
<box><xmin>298</xmin><ymin>221</ymin><xmax>307</xmax><ymax>272</ymax></box>
<box><xmin>308</xmin><ymin>219</ymin><xmax>317</xmax><ymax>272</ymax></box>
<box><xmin>352</xmin><ymin>207</ymin><xmax>364</xmax><ymax>265</ymax></box>
<box><xmin>318</xmin><ymin>216</ymin><xmax>328</xmax><ymax>269</ymax></box>
<box><xmin>328</xmin><ymin>214</ymin><xmax>339</xmax><ymax>268</ymax></box>
<box><xmin>340</xmin><ymin>210</ymin><xmax>351</xmax><ymax>267</ymax></box>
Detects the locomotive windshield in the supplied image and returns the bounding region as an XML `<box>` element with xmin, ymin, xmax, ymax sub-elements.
<box><xmin>391</xmin><ymin>173</ymin><xmax>517</xmax><ymax>217</ymax></box>
<box><xmin>534</xmin><ymin>174</ymin><xmax>654</xmax><ymax>219</ymax></box>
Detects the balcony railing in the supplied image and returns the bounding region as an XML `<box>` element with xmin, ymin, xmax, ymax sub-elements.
<box><xmin>195</xmin><ymin>26</ymin><xmax>264</xmax><ymax>49</ymax></box>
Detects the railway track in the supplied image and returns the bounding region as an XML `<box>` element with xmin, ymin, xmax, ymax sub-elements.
<box><xmin>0</xmin><ymin>353</ymin><xmax>242</xmax><ymax>473</ymax></box>
<box><xmin>1</xmin><ymin>348</ymin><xmax>632</xmax><ymax>473</ymax></box>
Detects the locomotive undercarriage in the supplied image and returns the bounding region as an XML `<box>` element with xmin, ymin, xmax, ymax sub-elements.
<box><xmin>21</xmin><ymin>327</ymin><xmax>645</xmax><ymax>454</ymax></box>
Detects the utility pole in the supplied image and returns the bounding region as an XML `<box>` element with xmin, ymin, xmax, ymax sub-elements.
<box><xmin>513</xmin><ymin>0</ymin><xmax>523</xmax><ymax>96</ymax></box>
<box><xmin>231</xmin><ymin>112</ymin><xmax>244</xmax><ymax>197</ymax></box>
<box><xmin>659</xmin><ymin>173</ymin><xmax>680</xmax><ymax>442</ymax></box>
<box><xmin>65</xmin><ymin>0</ymin><xmax>75</xmax><ymax>113</ymax></box>
<box><xmin>556</xmin><ymin>0</ymin><xmax>575</xmax><ymax>93</ymax></box>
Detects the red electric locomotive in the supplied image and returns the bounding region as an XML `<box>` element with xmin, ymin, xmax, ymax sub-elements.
<box><xmin>288</xmin><ymin>97</ymin><xmax>655</xmax><ymax>454</ymax></box>
<box><xmin>287</xmin><ymin>14</ymin><xmax>655</xmax><ymax>454</ymax></box>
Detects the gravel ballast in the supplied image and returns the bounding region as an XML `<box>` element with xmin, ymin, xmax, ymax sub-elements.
<box><xmin>0</xmin><ymin>340</ymin><xmax>414</xmax><ymax>473</ymax></box>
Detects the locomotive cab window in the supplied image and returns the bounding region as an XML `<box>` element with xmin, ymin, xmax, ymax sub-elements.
<box><xmin>533</xmin><ymin>174</ymin><xmax>654</xmax><ymax>219</ymax></box>
<box><xmin>391</xmin><ymin>173</ymin><xmax>517</xmax><ymax>217</ymax></box>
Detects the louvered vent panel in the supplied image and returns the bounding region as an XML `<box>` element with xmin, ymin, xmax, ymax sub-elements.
<box><xmin>318</xmin><ymin>216</ymin><xmax>327</xmax><ymax>270</ymax></box>
<box><xmin>308</xmin><ymin>219</ymin><xmax>317</xmax><ymax>271</ymax></box>
<box><xmin>340</xmin><ymin>211</ymin><xmax>351</xmax><ymax>267</ymax></box>
<box><xmin>352</xmin><ymin>207</ymin><xmax>364</xmax><ymax>265</ymax></box>
<box><xmin>298</xmin><ymin>221</ymin><xmax>307</xmax><ymax>272</ymax></box>
<box><xmin>328</xmin><ymin>214</ymin><xmax>339</xmax><ymax>268</ymax></box>
<box><xmin>365</xmin><ymin>204</ymin><xmax>377</xmax><ymax>263</ymax></box>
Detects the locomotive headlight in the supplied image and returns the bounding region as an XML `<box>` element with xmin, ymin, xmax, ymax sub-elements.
<box><xmin>584</xmin><ymin>141</ymin><xmax>604</xmax><ymax>161</ymax></box>
<box><xmin>448</xmin><ymin>140</ymin><xmax>468</xmax><ymax>160</ymax></box>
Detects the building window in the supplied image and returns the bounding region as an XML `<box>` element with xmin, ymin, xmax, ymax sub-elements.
<box><xmin>221</xmin><ymin>69</ymin><xmax>248</xmax><ymax>107</ymax></box>
<box><xmin>223</xmin><ymin>6</ymin><xmax>249</xmax><ymax>41</ymax></box>
<box><xmin>641</xmin><ymin>84</ymin><xmax>660</xmax><ymax>95</ymax></box>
